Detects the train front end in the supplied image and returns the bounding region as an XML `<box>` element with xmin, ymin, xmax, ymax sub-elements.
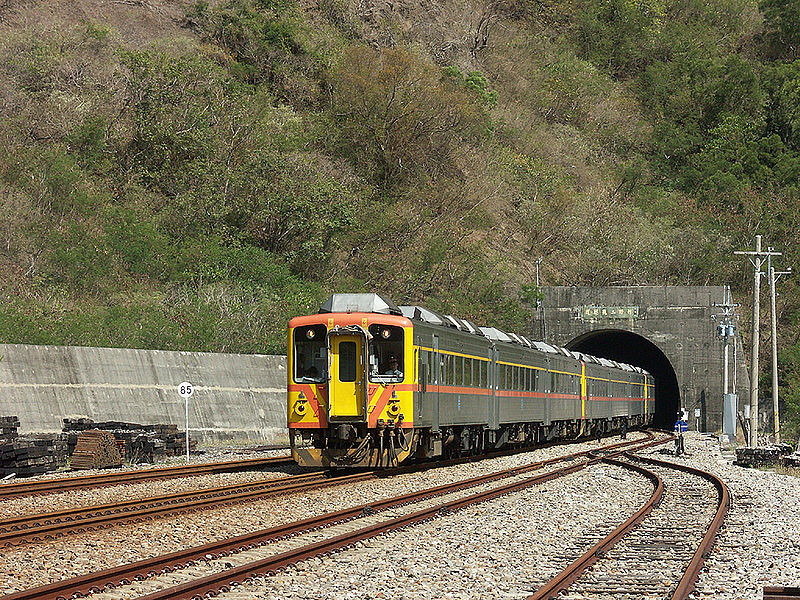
<box><xmin>288</xmin><ymin>294</ymin><xmax>416</xmax><ymax>468</ymax></box>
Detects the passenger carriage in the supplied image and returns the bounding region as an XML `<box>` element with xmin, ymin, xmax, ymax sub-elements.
<box><xmin>288</xmin><ymin>294</ymin><xmax>654</xmax><ymax>467</ymax></box>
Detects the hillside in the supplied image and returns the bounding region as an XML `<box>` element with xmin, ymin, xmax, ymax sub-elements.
<box><xmin>1</xmin><ymin>0</ymin><xmax>799</xmax><ymax>435</ymax></box>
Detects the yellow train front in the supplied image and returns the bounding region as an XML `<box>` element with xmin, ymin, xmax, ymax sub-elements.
<box><xmin>288</xmin><ymin>293</ymin><xmax>655</xmax><ymax>468</ymax></box>
<box><xmin>288</xmin><ymin>294</ymin><xmax>416</xmax><ymax>467</ymax></box>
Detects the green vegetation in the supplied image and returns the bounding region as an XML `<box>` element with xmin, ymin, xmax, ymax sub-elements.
<box><xmin>1</xmin><ymin>0</ymin><xmax>800</xmax><ymax>434</ymax></box>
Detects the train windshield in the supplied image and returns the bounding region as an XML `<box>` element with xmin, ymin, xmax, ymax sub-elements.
<box><xmin>293</xmin><ymin>324</ymin><xmax>327</xmax><ymax>383</ymax></box>
<box><xmin>368</xmin><ymin>324</ymin><xmax>404</xmax><ymax>382</ymax></box>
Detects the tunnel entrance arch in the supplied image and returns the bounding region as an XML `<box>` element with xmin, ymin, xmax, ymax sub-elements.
<box><xmin>566</xmin><ymin>329</ymin><xmax>679</xmax><ymax>429</ymax></box>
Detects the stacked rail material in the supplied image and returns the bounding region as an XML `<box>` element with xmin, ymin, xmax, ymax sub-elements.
<box><xmin>62</xmin><ymin>419</ymin><xmax>196</xmax><ymax>464</ymax></box>
<box><xmin>0</xmin><ymin>438</ymin><xmax>58</xmax><ymax>477</ymax></box>
<box><xmin>70</xmin><ymin>430</ymin><xmax>123</xmax><ymax>470</ymax></box>
<box><xmin>0</xmin><ymin>416</ymin><xmax>20</xmax><ymax>439</ymax></box>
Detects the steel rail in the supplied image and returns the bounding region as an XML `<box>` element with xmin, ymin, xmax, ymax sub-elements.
<box><xmin>0</xmin><ymin>431</ymin><xmax>649</xmax><ymax>502</ymax></box>
<box><xmin>134</xmin><ymin>463</ymin><xmax>596</xmax><ymax>600</ymax></box>
<box><xmin>0</xmin><ymin>471</ymin><xmax>326</xmax><ymax>535</ymax></box>
<box><xmin>765</xmin><ymin>587</ymin><xmax>800</xmax><ymax>599</ymax></box>
<box><xmin>133</xmin><ymin>436</ymin><xmax>670</xmax><ymax>600</ymax></box>
<box><xmin>629</xmin><ymin>453</ymin><xmax>731</xmax><ymax>600</ymax></box>
<box><xmin>0</xmin><ymin>458</ymin><xmax>584</xmax><ymax>600</ymax></box>
<box><xmin>526</xmin><ymin>457</ymin><xmax>664</xmax><ymax>600</ymax></box>
<box><xmin>0</xmin><ymin>471</ymin><xmax>367</xmax><ymax>547</ymax></box>
<box><xmin>0</xmin><ymin>432</ymin><xmax>656</xmax><ymax>547</ymax></box>
<box><xmin>527</xmin><ymin>450</ymin><xmax>729</xmax><ymax>600</ymax></box>
<box><xmin>0</xmin><ymin>435</ymin><xmax>666</xmax><ymax>600</ymax></box>
<box><xmin>0</xmin><ymin>455</ymin><xmax>293</xmax><ymax>500</ymax></box>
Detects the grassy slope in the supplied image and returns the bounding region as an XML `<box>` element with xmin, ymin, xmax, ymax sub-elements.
<box><xmin>0</xmin><ymin>0</ymin><xmax>799</xmax><ymax>434</ymax></box>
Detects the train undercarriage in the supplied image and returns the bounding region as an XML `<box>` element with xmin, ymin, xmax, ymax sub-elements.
<box><xmin>291</xmin><ymin>414</ymin><xmax>652</xmax><ymax>468</ymax></box>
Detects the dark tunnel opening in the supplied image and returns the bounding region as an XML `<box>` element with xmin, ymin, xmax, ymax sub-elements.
<box><xmin>566</xmin><ymin>330</ymin><xmax>680</xmax><ymax>429</ymax></box>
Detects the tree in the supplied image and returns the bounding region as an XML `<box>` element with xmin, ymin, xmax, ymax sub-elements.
<box><xmin>760</xmin><ymin>0</ymin><xmax>800</xmax><ymax>61</ymax></box>
<box><xmin>332</xmin><ymin>47</ymin><xmax>486</xmax><ymax>185</ymax></box>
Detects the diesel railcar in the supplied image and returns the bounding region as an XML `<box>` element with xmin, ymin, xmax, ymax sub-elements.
<box><xmin>288</xmin><ymin>294</ymin><xmax>655</xmax><ymax>467</ymax></box>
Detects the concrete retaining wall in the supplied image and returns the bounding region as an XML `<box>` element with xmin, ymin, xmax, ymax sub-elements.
<box><xmin>0</xmin><ymin>344</ymin><xmax>288</xmax><ymax>445</ymax></box>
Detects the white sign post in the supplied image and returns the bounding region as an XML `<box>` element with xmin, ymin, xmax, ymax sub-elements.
<box><xmin>178</xmin><ymin>382</ymin><xmax>194</xmax><ymax>464</ymax></box>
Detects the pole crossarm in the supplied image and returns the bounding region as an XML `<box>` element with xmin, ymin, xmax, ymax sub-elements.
<box><xmin>735</xmin><ymin>249</ymin><xmax>782</xmax><ymax>273</ymax></box>
<box><xmin>774</xmin><ymin>268</ymin><xmax>792</xmax><ymax>282</ymax></box>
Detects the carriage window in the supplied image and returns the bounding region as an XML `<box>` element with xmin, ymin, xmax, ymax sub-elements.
<box><xmin>455</xmin><ymin>356</ymin><xmax>463</xmax><ymax>386</ymax></box>
<box><xmin>294</xmin><ymin>324</ymin><xmax>327</xmax><ymax>383</ymax></box>
<box><xmin>368</xmin><ymin>325</ymin><xmax>404</xmax><ymax>382</ymax></box>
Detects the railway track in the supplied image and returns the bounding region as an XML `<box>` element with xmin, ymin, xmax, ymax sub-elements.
<box><xmin>765</xmin><ymin>587</ymin><xmax>800</xmax><ymax>600</ymax></box>
<box><xmin>0</xmin><ymin>433</ymin><xmax>657</xmax><ymax>547</ymax></box>
<box><xmin>0</xmin><ymin>470</ymin><xmax>370</xmax><ymax>547</ymax></box>
<box><xmin>528</xmin><ymin>451</ymin><xmax>729</xmax><ymax>600</ymax></box>
<box><xmin>0</xmin><ymin>434</ymin><xmax>669</xmax><ymax>600</ymax></box>
<box><xmin>0</xmin><ymin>455</ymin><xmax>294</xmax><ymax>500</ymax></box>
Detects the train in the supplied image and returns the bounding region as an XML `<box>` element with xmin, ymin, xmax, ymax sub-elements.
<box><xmin>287</xmin><ymin>293</ymin><xmax>655</xmax><ymax>467</ymax></box>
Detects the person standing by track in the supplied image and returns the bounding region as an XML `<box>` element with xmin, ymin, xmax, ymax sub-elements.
<box><xmin>674</xmin><ymin>413</ymin><xmax>688</xmax><ymax>455</ymax></box>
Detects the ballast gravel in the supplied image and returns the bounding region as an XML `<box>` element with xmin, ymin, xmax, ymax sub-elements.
<box><xmin>0</xmin><ymin>447</ymin><xmax>294</xmax><ymax>519</ymax></box>
<box><xmin>0</xmin><ymin>435</ymin><xmax>645</xmax><ymax>595</ymax></box>
<box><xmin>642</xmin><ymin>434</ymin><xmax>800</xmax><ymax>600</ymax></box>
<box><xmin>220</xmin><ymin>462</ymin><xmax>652</xmax><ymax>600</ymax></box>
<box><xmin>211</xmin><ymin>434</ymin><xmax>800</xmax><ymax>600</ymax></box>
<box><xmin>3</xmin><ymin>432</ymin><xmax>799</xmax><ymax>600</ymax></box>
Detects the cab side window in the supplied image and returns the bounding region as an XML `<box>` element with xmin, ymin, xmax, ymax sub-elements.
<box><xmin>368</xmin><ymin>325</ymin><xmax>404</xmax><ymax>382</ymax></box>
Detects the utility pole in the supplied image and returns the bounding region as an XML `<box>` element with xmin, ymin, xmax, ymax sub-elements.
<box><xmin>712</xmin><ymin>286</ymin><xmax>739</xmax><ymax>393</ymax></box>
<box><xmin>768</xmin><ymin>251</ymin><xmax>791</xmax><ymax>444</ymax></box>
<box><xmin>712</xmin><ymin>286</ymin><xmax>739</xmax><ymax>439</ymax></box>
<box><xmin>735</xmin><ymin>236</ymin><xmax>781</xmax><ymax>448</ymax></box>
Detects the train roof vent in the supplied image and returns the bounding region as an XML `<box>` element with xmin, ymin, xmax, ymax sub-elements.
<box><xmin>507</xmin><ymin>332</ymin><xmax>523</xmax><ymax>345</ymax></box>
<box><xmin>461</xmin><ymin>319</ymin><xmax>481</xmax><ymax>335</ymax></box>
<box><xmin>596</xmin><ymin>357</ymin><xmax>616</xmax><ymax>367</ymax></box>
<box><xmin>320</xmin><ymin>294</ymin><xmax>402</xmax><ymax>315</ymax></box>
<box><xmin>479</xmin><ymin>327</ymin><xmax>513</xmax><ymax>342</ymax></box>
<box><xmin>399</xmin><ymin>305</ymin><xmax>445</xmax><ymax>326</ymax></box>
<box><xmin>532</xmin><ymin>341</ymin><xmax>559</xmax><ymax>353</ymax></box>
<box><xmin>518</xmin><ymin>335</ymin><xmax>533</xmax><ymax>348</ymax></box>
<box><xmin>444</xmin><ymin>315</ymin><xmax>465</xmax><ymax>330</ymax></box>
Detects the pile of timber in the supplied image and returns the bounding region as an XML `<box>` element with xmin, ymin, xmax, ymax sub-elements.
<box><xmin>0</xmin><ymin>438</ymin><xmax>58</xmax><ymax>477</ymax></box>
<box><xmin>70</xmin><ymin>430</ymin><xmax>123</xmax><ymax>470</ymax></box>
<box><xmin>0</xmin><ymin>416</ymin><xmax>20</xmax><ymax>439</ymax></box>
<box><xmin>62</xmin><ymin>418</ymin><xmax>196</xmax><ymax>464</ymax></box>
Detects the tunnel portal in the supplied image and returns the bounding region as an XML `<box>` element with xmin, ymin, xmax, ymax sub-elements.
<box><xmin>567</xmin><ymin>329</ymin><xmax>679</xmax><ymax>429</ymax></box>
<box><xmin>532</xmin><ymin>286</ymin><xmax>750</xmax><ymax>433</ymax></box>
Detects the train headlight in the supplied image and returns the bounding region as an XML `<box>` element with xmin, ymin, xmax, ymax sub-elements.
<box><xmin>295</xmin><ymin>402</ymin><xmax>307</xmax><ymax>416</ymax></box>
<box><xmin>387</xmin><ymin>402</ymin><xmax>400</xmax><ymax>416</ymax></box>
<box><xmin>381</xmin><ymin>328</ymin><xmax>391</xmax><ymax>339</ymax></box>
<box><xmin>305</xmin><ymin>329</ymin><xmax>316</xmax><ymax>339</ymax></box>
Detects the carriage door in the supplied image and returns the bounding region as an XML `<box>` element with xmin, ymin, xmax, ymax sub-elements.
<box><xmin>329</xmin><ymin>335</ymin><xmax>365</xmax><ymax>419</ymax></box>
<box><xmin>432</xmin><ymin>335</ymin><xmax>440</xmax><ymax>433</ymax></box>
